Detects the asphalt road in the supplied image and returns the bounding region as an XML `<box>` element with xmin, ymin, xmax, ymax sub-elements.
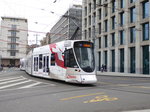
<box><xmin>0</xmin><ymin>68</ymin><xmax>150</xmax><ymax>112</ymax></box>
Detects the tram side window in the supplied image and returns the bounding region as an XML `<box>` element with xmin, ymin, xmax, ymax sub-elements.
<box><xmin>51</xmin><ymin>53</ymin><xmax>55</xmax><ymax>66</ymax></box>
<box><xmin>46</xmin><ymin>56</ymin><xmax>49</xmax><ymax>72</ymax></box>
<box><xmin>34</xmin><ymin>57</ymin><xmax>38</xmax><ymax>71</ymax></box>
<box><xmin>39</xmin><ymin>54</ymin><xmax>43</xmax><ymax>69</ymax></box>
<box><xmin>43</xmin><ymin>56</ymin><xmax>46</xmax><ymax>72</ymax></box>
<box><xmin>36</xmin><ymin>57</ymin><xmax>38</xmax><ymax>71</ymax></box>
<box><xmin>64</xmin><ymin>49</ymin><xmax>78</xmax><ymax>68</ymax></box>
<box><xmin>34</xmin><ymin>58</ymin><xmax>36</xmax><ymax>71</ymax></box>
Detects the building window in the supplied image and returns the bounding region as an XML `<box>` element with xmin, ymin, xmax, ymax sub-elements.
<box><xmin>98</xmin><ymin>9</ymin><xmax>101</xmax><ymax>20</ymax></box>
<box><xmin>93</xmin><ymin>26</ymin><xmax>96</xmax><ymax>38</ymax></box>
<box><xmin>11</xmin><ymin>18</ymin><xmax>18</xmax><ymax>22</ymax></box>
<box><xmin>111</xmin><ymin>50</ymin><xmax>115</xmax><ymax>72</ymax></box>
<box><xmin>104</xmin><ymin>35</ymin><xmax>107</xmax><ymax>48</ymax></box>
<box><xmin>120</xmin><ymin>30</ymin><xmax>125</xmax><ymax>45</ymax></box>
<box><xmin>99</xmin><ymin>52</ymin><xmax>101</xmax><ymax>71</ymax></box>
<box><xmin>130</xmin><ymin>47</ymin><xmax>135</xmax><ymax>73</ymax></box>
<box><xmin>89</xmin><ymin>28</ymin><xmax>91</xmax><ymax>38</ymax></box>
<box><xmin>130</xmin><ymin>27</ymin><xmax>136</xmax><ymax>43</ymax></box>
<box><xmin>99</xmin><ymin>23</ymin><xmax>101</xmax><ymax>34</ymax></box>
<box><xmin>11</xmin><ymin>25</ymin><xmax>16</xmax><ymax>29</ymax></box>
<box><xmin>130</xmin><ymin>0</ymin><xmax>136</xmax><ymax>3</ymax></box>
<box><xmin>104</xmin><ymin>51</ymin><xmax>107</xmax><ymax>67</ymax></box>
<box><xmin>11</xmin><ymin>38</ymin><xmax>16</xmax><ymax>43</ymax></box>
<box><xmin>98</xmin><ymin>0</ymin><xmax>102</xmax><ymax>5</ymax></box>
<box><xmin>120</xmin><ymin>0</ymin><xmax>125</xmax><ymax>8</ymax></box>
<box><xmin>130</xmin><ymin>7</ymin><xmax>136</xmax><ymax>23</ymax></box>
<box><xmin>104</xmin><ymin>20</ymin><xmax>108</xmax><ymax>32</ymax></box>
<box><xmin>93</xmin><ymin>0</ymin><xmax>96</xmax><ymax>10</ymax></box>
<box><xmin>11</xmin><ymin>31</ymin><xmax>17</xmax><ymax>37</ymax></box>
<box><xmin>112</xmin><ymin>0</ymin><xmax>116</xmax><ymax>13</ymax></box>
<box><xmin>99</xmin><ymin>37</ymin><xmax>101</xmax><ymax>48</ymax></box>
<box><xmin>142</xmin><ymin>1</ymin><xmax>149</xmax><ymax>18</ymax></box>
<box><xmin>89</xmin><ymin>16</ymin><xmax>91</xmax><ymax>25</ymax></box>
<box><xmin>104</xmin><ymin>4</ymin><xmax>108</xmax><ymax>17</ymax></box>
<box><xmin>120</xmin><ymin>49</ymin><xmax>124</xmax><ymax>72</ymax></box>
<box><xmin>89</xmin><ymin>3</ymin><xmax>91</xmax><ymax>13</ymax></box>
<box><xmin>111</xmin><ymin>33</ymin><xmax>115</xmax><ymax>46</ymax></box>
<box><xmin>120</xmin><ymin>12</ymin><xmax>125</xmax><ymax>26</ymax></box>
<box><xmin>84</xmin><ymin>30</ymin><xmax>87</xmax><ymax>39</ymax></box>
<box><xmin>84</xmin><ymin>18</ymin><xmax>87</xmax><ymax>27</ymax></box>
<box><xmin>85</xmin><ymin>7</ymin><xmax>87</xmax><ymax>16</ymax></box>
<box><xmin>112</xmin><ymin>16</ymin><xmax>115</xmax><ymax>30</ymax></box>
<box><xmin>10</xmin><ymin>44</ymin><xmax>16</xmax><ymax>50</ymax></box>
<box><xmin>93</xmin><ymin>13</ymin><xmax>96</xmax><ymax>25</ymax></box>
<box><xmin>142</xmin><ymin>23</ymin><xmax>149</xmax><ymax>41</ymax></box>
<box><xmin>10</xmin><ymin>51</ymin><xmax>16</xmax><ymax>56</ymax></box>
<box><xmin>142</xmin><ymin>45</ymin><xmax>149</xmax><ymax>74</ymax></box>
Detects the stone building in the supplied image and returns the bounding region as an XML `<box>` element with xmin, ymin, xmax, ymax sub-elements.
<box><xmin>82</xmin><ymin>0</ymin><xmax>150</xmax><ymax>74</ymax></box>
<box><xmin>0</xmin><ymin>17</ymin><xmax>28</xmax><ymax>67</ymax></box>
<box><xmin>50</xmin><ymin>5</ymin><xmax>82</xmax><ymax>43</ymax></box>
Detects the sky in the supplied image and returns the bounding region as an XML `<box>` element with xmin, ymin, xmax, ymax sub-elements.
<box><xmin>0</xmin><ymin>0</ymin><xmax>82</xmax><ymax>45</ymax></box>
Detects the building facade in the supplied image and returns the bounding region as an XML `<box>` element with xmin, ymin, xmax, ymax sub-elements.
<box><xmin>50</xmin><ymin>5</ymin><xmax>82</xmax><ymax>43</ymax></box>
<box><xmin>82</xmin><ymin>0</ymin><xmax>150</xmax><ymax>74</ymax></box>
<box><xmin>0</xmin><ymin>17</ymin><xmax>28</xmax><ymax>67</ymax></box>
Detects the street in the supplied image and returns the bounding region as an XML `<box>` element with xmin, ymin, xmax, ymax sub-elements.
<box><xmin>0</xmin><ymin>68</ymin><xmax>150</xmax><ymax>112</ymax></box>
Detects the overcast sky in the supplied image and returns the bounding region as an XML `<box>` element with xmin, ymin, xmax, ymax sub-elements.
<box><xmin>0</xmin><ymin>0</ymin><xmax>82</xmax><ymax>45</ymax></box>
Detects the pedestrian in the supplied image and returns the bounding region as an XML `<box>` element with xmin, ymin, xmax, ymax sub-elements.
<box><xmin>104</xmin><ymin>64</ymin><xmax>107</xmax><ymax>72</ymax></box>
<box><xmin>101</xmin><ymin>64</ymin><xmax>104</xmax><ymax>72</ymax></box>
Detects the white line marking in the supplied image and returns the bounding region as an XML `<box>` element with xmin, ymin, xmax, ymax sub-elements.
<box><xmin>19</xmin><ymin>82</ymin><xmax>42</xmax><ymax>89</ymax></box>
<box><xmin>0</xmin><ymin>76</ymin><xmax>24</xmax><ymax>82</ymax></box>
<box><xmin>0</xmin><ymin>80</ymin><xmax>31</xmax><ymax>89</ymax></box>
<box><xmin>0</xmin><ymin>78</ymin><xmax>26</xmax><ymax>85</ymax></box>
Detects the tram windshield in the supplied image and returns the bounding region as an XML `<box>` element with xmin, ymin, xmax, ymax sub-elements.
<box><xmin>74</xmin><ymin>41</ymin><xmax>95</xmax><ymax>72</ymax></box>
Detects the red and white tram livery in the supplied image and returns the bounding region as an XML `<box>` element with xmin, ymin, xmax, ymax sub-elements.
<box><xmin>22</xmin><ymin>40</ymin><xmax>97</xmax><ymax>84</ymax></box>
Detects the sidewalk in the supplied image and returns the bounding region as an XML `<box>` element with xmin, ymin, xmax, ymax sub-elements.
<box><xmin>97</xmin><ymin>71</ymin><xmax>150</xmax><ymax>78</ymax></box>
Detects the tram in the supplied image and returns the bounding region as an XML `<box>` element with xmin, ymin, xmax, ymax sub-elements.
<box><xmin>20</xmin><ymin>58</ymin><xmax>26</xmax><ymax>70</ymax></box>
<box><xmin>21</xmin><ymin>40</ymin><xmax>97</xmax><ymax>84</ymax></box>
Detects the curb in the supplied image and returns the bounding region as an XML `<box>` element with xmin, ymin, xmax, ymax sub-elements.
<box><xmin>97</xmin><ymin>71</ymin><xmax>150</xmax><ymax>78</ymax></box>
<box><xmin>122</xmin><ymin>109</ymin><xmax>150</xmax><ymax>112</ymax></box>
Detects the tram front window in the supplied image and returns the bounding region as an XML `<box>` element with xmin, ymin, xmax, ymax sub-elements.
<box><xmin>74</xmin><ymin>41</ymin><xmax>95</xmax><ymax>72</ymax></box>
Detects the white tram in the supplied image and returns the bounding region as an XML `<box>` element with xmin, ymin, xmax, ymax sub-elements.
<box><xmin>20</xmin><ymin>58</ymin><xmax>26</xmax><ymax>70</ymax></box>
<box><xmin>22</xmin><ymin>40</ymin><xmax>97</xmax><ymax>84</ymax></box>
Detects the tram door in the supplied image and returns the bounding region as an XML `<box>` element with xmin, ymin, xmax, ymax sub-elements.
<box><xmin>38</xmin><ymin>54</ymin><xmax>43</xmax><ymax>73</ymax></box>
<box><xmin>43</xmin><ymin>54</ymin><xmax>49</xmax><ymax>75</ymax></box>
<box><xmin>33</xmin><ymin>56</ymin><xmax>38</xmax><ymax>72</ymax></box>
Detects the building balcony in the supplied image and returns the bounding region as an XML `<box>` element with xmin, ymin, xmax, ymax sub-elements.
<box><xmin>8</xmin><ymin>28</ymin><xmax>19</xmax><ymax>32</ymax></box>
<box><xmin>8</xmin><ymin>36</ymin><xmax>19</xmax><ymax>38</ymax></box>
<box><xmin>7</xmin><ymin>49</ymin><xmax>19</xmax><ymax>52</ymax></box>
<box><xmin>7</xmin><ymin>42</ymin><xmax>19</xmax><ymax>45</ymax></box>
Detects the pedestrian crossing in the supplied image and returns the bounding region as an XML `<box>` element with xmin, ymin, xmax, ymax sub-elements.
<box><xmin>0</xmin><ymin>76</ymin><xmax>55</xmax><ymax>91</ymax></box>
<box><xmin>0</xmin><ymin>68</ymin><xmax>19</xmax><ymax>75</ymax></box>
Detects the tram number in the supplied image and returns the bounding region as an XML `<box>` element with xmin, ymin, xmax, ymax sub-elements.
<box><xmin>83</xmin><ymin>95</ymin><xmax>118</xmax><ymax>103</ymax></box>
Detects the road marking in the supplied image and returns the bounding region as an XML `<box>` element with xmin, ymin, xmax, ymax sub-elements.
<box><xmin>19</xmin><ymin>82</ymin><xmax>42</xmax><ymax>89</ymax></box>
<box><xmin>0</xmin><ymin>80</ymin><xmax>31</xmax><ymax>89</ymax></box>
<box><xmin>99</xmin><ymin>82</ymin><xmax>150</xmax><ymax>90</ymax></box>
<box><xmin>116</xmin><ymin>84</ymin><xmax>129</xmax><ymax>87</ymax></box>
<box><xmin>84</xmin><ymin>95</ymin><xmax>118</xmax><ymax>103</ymax></box>
<box><xmin>0</xmin><ymin>76</ymin><xmax>24</xmax><ymax>82</ymax></box>
<box><xmin>60</xmin><ymin>92</ymin><xmax>105</xmax><ymax>101</ymax></box>
<box><xmin>123</xmin><ymin>109</ymin><xmax>150</xmax><ymax>112</ymax></box>
<box><xmin>131</xmin><ymin>85</ymin><xmax>150</xmax><ymax>89</ymax></box>
<box><xmin>60</xmin><ymin>92</ymin><xmax>118</xmax><ymax>104</ymax></box>
<box><xmin>0</xmin><ymin>77</ymin><xmax>26</xmax><ymax>85</ymax></box>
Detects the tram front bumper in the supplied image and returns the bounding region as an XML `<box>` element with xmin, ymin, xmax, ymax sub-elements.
<box><xmin>80</xmin><ymin>75</ymin><xmax>97</xmax><ymax>84</ymax></box>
